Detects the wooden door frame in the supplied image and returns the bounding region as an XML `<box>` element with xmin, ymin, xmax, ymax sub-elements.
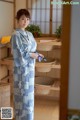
<box><xmin>60</xmin><ymin>0</ymin><xmax>71</xmax><ymax>120</ymax></box>
<box><xmin>14</xmin><ymin>0</ymin><xmax>72</xmax><ymax>120</ymax></box>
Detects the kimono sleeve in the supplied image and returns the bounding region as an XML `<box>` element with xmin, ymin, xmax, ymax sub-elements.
<box><xmin>10</xmin><ymin>34</ymin><xmax>31</xmax><ymax>66</ymax></box>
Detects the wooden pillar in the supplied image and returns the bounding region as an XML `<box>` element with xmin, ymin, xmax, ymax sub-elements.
<box><xmin>49</xmin><ymin>0</ymin><xmax>53</xmax><ymax>36</ymax></box>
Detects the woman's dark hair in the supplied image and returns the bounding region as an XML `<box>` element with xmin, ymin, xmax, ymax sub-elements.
<box><xmin>16</xmin><ymin>9</ymin><xmax>30</xmax><ymax>20</ymax></box>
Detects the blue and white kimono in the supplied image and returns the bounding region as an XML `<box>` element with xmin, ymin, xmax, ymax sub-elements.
<box><xmin>10</xmin><ymin>28</ymin><xmax>37</xmax><ymax>120</ymax></box>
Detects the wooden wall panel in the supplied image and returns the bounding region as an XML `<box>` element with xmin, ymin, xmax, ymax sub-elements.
<box><xmin>0</xmin><ymin>66</ymin><xmax>8</xmax><ymax>80</ymax></box>
<box><xmin>0</xmin><ymin>47</ymin><xmax>8</xmax><ymax>80</ymax></box>
<box><xmin>0</xmin><ymin>47</ymin><xmax>8</xmax><ymax>59</ymax></box>
<box><xmin>0</xmin><ymin>84</ymin><xmax>10</xmax><ymax>107</ymax></box>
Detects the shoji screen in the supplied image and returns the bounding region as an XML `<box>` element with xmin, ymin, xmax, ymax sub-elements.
<box><xmin>27</xmin><ymin>0</ymin><xmax>62</xmax><ymax>35</ymax></box>
<box><xmin>52</xmin><ymin>0</ymin><xmax>62</xmax><ymax>33</ymax></box>
<box><xmin>0</xmin><ymin>0</ymin><xmax>14</xmax><ymax>37</ymax></box>
<box><xmin>27</xmin><ymin>0</ymin><xmax>50</xmax><ymax>34</ymax></box>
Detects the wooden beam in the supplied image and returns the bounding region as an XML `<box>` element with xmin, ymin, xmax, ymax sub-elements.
<box><xmin>13</xmin><ymin>0</ymin><xmax>16</xmax><ymax>29</ymax></box>
<box><xmin>59</xmin><ymin>0</ymin><xmax>71</xmax><ymax>120</ymax></box>
<box><xmin>49</xmin><ymin>0</ymin><xmax>53</xmax><ymax>36</ymax></box>
<box><xmin>0</xmin><ymin>0</ymin><xmax>14</xmax><ymax>4</ymax></box>
<box><xmin>26</xmin><ymin>0</ymin><xmax>28</xmax><ymax>9</ymax></box>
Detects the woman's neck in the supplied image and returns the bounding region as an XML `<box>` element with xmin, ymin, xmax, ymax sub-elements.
<box><xmin>17</xmin><ymin>25</ymin><xmax>25</xmax><ymax>31</ymax></box>
<box><xmin>18</xmin><ymin>28</ymin><xmax>25</xmax><ymax>31</ymax></box>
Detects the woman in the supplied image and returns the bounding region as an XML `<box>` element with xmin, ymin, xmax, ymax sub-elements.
<box><xmin>10</xmin><ymin>9</ymin><xmax>44</xmax><ymax>120</ymax></box>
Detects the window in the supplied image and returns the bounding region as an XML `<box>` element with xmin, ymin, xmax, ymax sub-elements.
<box><xmin>27</xmin><ymin>0</ymin><xmax>62</xmax><ymax>35</ymax></box>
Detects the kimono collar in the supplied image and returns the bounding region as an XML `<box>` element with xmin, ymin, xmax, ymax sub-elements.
<box><xmin>16</xmin><ymin>28</ymin><xmax>27</xmax><ymax>36</ymax></box>
<box><xmin>15</xmin><ymin>28</ymin><xmax>30</xmax><ymax>43</ymax></box>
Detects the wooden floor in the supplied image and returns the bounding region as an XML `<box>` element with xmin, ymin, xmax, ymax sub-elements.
<box><xmin>12</xmin><ymin>96</ymin><xmax>59</xmax><ymax>120</ymax></box>
<box><xmin>34</xmin><ymin>97</ymin><xmax>59</xmax><ymax>120</ymax></box>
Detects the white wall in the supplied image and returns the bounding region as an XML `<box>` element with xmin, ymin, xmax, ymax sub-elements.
<box><xmin>68</xmin><ymin>1</ymin><xmax>80</xmax><ymax>109</ymax></box>
<box><xmin>0</xmin><ymin>1</ymin><xmax>13</xmax><ymax>37</ymax></box>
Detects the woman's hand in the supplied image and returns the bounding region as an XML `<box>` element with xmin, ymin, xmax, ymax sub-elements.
<box><xmin>37</xmin><ymin>53</ymin><xmax>44</xmax><ymax>62</ymax></box>
<box><xmin>30</xmin><ymin>52</ymin><xmax>44</xmax><ymax>59</ymax></box>
<box><xmin>38</xmin><ymin>53</ymin><xmax>44</xmax><ymax>58</ymax></box>
<box><xmin>30</xmin><ymin>53</ymin><xmax>38</xmax><ymax>59</ymax></box>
